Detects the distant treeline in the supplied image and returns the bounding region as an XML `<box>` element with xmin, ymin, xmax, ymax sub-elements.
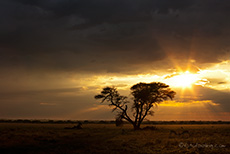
<box><xmin>0</xmin><ymin>119</ymin><xmax>229</xmax><ymax>124</ymax></box>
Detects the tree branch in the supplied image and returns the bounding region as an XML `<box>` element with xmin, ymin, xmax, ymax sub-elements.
<box><xmin>109</xmin><ymin>94</ymin><xmax>134</xmax><ymax>125</ymax></box>
<box><xmin>137</xmin><ymin>101</ymin><xmax>144</xmax><ymax>127</ymax></box>
<box><xmin>134</xmin><ymin>101</ymin><xmax>139</xmax><ymax>126</ymax></box>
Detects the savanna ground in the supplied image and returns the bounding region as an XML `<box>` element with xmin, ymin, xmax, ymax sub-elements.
<box><xmin>0</xmin><ymin>123</ymin><xmax>229</xmax><ymax>154</ymax></box>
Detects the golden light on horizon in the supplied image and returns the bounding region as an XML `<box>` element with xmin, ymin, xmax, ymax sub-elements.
<box><xmin>78</xmin><ymin>60</ymin><xmax>229</xmax><ymax>94</ymax></box>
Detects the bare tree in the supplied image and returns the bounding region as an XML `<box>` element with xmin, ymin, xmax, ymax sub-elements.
<box><xmin>95</xmin><ymin>82</ymin><xmax>176</xmax><ymax>130</ymax></box>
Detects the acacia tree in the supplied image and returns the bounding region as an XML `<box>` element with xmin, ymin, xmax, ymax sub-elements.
<box><xmin>95</xmin><ymin>82</ymin><xmax>176</xmax><ymax>130</ymax></box>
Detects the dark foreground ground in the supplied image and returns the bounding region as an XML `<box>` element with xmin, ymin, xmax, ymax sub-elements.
<box><xmin>0</xmin><ymin>123</ymin><xmax>229</xmax><ymax>154</ymax></box>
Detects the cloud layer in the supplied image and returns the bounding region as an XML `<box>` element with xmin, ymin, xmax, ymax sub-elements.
<box><xmin>1</xmin><ymin>0</ymin><xmax>230</xmax><ymax>73</ymax></box>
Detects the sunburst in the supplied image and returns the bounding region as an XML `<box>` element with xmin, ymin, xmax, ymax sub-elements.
<box><xmin>164</xmin><ymin>71</ymin><xmax>200</xmax><ymax>88</ymax></box>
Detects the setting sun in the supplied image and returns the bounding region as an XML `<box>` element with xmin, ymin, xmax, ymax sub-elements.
<box><xmin>165</xmin><ymin>71</ymin><xmax>199</xmax><ymax>88</ymax></box>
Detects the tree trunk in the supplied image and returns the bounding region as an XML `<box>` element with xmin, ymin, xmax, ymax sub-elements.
<box><xmin>133</xmin><ymin>124</ymin><xmax>141</xmax><ymax>130</ymax></box>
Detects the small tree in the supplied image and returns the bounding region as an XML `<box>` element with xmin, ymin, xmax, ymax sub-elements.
<box><xmin>95</xmin><ymin>82</ymin><xmax>176</xmax><ymax>130</ymax></box>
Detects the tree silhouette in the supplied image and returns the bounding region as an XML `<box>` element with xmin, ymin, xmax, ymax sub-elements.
<box><xmin>95</xmin><ymin>82</ymin><xmax>176</xmax><ymax>130</ymax></box>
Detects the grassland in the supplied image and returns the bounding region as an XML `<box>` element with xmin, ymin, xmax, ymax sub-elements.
<box><xmin>0</xmin><ymin>123</ymin><xmax>229</xmax><ymax>154</ymax></box>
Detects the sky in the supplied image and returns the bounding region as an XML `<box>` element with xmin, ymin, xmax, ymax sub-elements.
<box><xmin>0</xmin><ymin>0</ymin><xmax>230</xmax><ymax>121</ymax></box>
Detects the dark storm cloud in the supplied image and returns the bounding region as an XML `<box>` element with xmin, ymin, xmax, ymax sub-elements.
<box><xmin>1</xmin><ymin>0</ymin><xmax>230</xmax><ymax>73</ymax></box>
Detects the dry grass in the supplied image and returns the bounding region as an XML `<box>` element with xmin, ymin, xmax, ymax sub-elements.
<box><xmin>0</xmin><ymin>123</ymin><xmax>229</xmax><ymax>154</ymax></box>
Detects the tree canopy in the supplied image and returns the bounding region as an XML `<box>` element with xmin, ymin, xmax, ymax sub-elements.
<box><xmin>95</xmin><ymin>82</ymin><xmax>176</xmax><ymax>130</ymax></box>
